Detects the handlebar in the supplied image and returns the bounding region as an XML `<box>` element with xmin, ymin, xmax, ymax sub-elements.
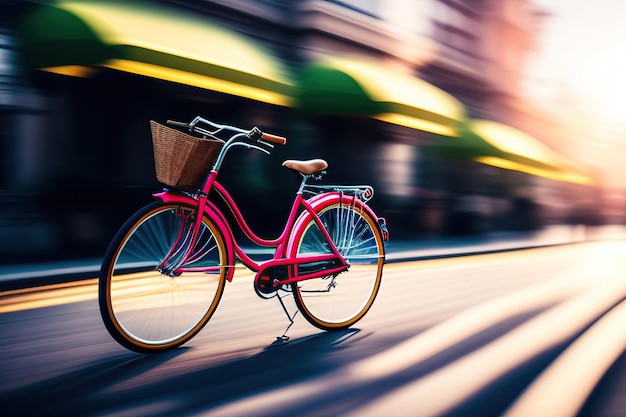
<box><xmin>164</xmin><ymin>116</ymin><xmax>287</xmax><ymax>173</ymax></box>
<box><xmin>166</xmin><ymin>119</ymin><xmax>189</xmax><ymax>128</ymax></box>
<box><xmin>261</xmin><ymin>132</ymin><xmax>287</xmax><ymax>145</ymax></box>
<box><xmin>167</xmin><ymin>116</ymin><xmax>287</xmax><ymax>146</ymax></box>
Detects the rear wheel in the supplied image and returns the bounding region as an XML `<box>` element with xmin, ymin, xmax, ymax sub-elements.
<box><xmin>99</xmin><ymin>201</ymin><xmax>227</xmax><ymax>353</ymax></box>
<box><xmin>292</xmin><ymin>199</ymin><xmax>384</xmax><ymax>330</ymax></box>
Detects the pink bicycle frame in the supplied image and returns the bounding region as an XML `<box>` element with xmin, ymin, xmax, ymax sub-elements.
<box><xmin>153</xmin><ymin>169</ymin><xmax>349</xmax><ymax>286</ymax></box>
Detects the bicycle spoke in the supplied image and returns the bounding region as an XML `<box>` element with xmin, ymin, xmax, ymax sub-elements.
<box><xmin>99</xmin><ymin>202</ymin><xmax>227</xmax><ymax>353</ymax></box>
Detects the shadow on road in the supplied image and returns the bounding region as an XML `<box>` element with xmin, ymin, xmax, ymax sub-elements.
<box><xmin>1</xmin><ymin>301</ymin><xmax>583</xmax><ymax>417</ymax></box>
<box><xmin>1</xmin><ymin>349</ymin><xmax>185</xmax><ymax>416</ymax></box>
<box><xmin>1</xmin><ymin>329</ymin><xmax>363</xmax><ymax>417</ymax></box>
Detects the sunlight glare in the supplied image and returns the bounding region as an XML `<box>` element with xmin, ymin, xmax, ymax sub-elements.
<box><xmin>573</xmin><ymin>45</ymin><xmax>626</xmax><ymax>129</ymax></box>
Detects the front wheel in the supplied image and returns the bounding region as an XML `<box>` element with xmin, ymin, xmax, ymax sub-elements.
<box><xmin>99</xmin><ymin>201</ymin><xmax>227</xmax><ymax>353</ymax></box>
<box><xmin>291</xmin><ymin>198</ymin><xmax>385</xmax><ymax>330</ymax></box>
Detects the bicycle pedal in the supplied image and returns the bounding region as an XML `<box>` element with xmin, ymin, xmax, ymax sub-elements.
<box><xmin>273</xmin><ymin>335</ymin><xmax>290</xmax><ymax>345</ymax></box>
<box><xmin>267</xmin><ymin>335</ymin><xmax>290</xmax><ymax>348</ymax></box>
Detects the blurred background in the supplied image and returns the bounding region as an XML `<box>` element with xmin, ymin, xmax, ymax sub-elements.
<box><xmin>0</xmin><ymin>0</ymin><xmax>624</xmax><ymax>263</ymax></box>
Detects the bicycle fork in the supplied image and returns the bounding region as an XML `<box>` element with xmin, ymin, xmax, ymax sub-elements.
<box><xmin>155</xmin><ymin>206</ymin><xmax>195</xmax><ymax>276</ymax></box>
<box><xmin>157</xmin><ymin>195</ymin><xmax>212</xmax><ymax>276</ymax></box>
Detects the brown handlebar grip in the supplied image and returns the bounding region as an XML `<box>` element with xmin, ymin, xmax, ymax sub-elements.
<box><xmin>167</xmin><ymin>120</ymin><xmax>189</xmax><ymax>127</ymax></box>
<box><xmin>261</xmin><ymin>132</ymin><xmax>287</xmax><ymax>145</ymax></box>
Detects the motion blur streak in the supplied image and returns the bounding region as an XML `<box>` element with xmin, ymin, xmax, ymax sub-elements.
<box><xmin>0</xmin><ymin>279</ymin><xmax>98</xmax><ymax>313</ymax></box>
<box><xmin>348</xmin><ymin>272</ymin><xmax>584</xmax><ymax>380</ymax></box>
<box><xmin>0</xmin><ymin>266</ymin><xmax>260</xmax><ymax>314</ymax></box>
<box><xmin>502</xmin><ymin>300</ymin><xmax>626</xmax><ymax>417</ymax></box>
<box><xmin>201</xmin><ymin>243</ymin><xmax>626</xmax><ymax>417</ymax></box>
<box><xmin>349</xmin><ymin>278</ymin><xmax>626</xmax><ymax>417</ymax></box>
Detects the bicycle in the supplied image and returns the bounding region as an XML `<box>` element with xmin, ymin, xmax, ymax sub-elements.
<box><xmin>99</xmin><ymin>115</ymin><xmax>390</xmax><ymax>353</ymax></box>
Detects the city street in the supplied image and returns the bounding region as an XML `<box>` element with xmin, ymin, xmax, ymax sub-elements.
<box><xmin>1</xmin><ymin>240</ymin><xmax>625</xmax><ymax>416</ymax></box>
<box><xmin>2</xmin><ymin>1</ymin><xmax>626</xmax><ymax>416</ymax></box>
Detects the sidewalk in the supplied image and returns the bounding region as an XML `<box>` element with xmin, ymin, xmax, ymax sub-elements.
<box><xmin>1</xmin><ymin>225</ymin><xmax>625</xmax><ymax>291</ymax></box>
<box><xmin>385</xmin><ymin>224</ymin><xmax>626</xmax><ymax>262</ymax></box>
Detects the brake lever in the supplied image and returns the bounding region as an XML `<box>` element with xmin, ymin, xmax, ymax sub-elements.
<box><xmin>243</xmin><ymin>143</ymin><xmax>270</xmax><ymax>155</ymax></box>
<box><xmin>257</xmin><ymin>139</ymin><xmax>275</xmax><ymax>149</ymax></box>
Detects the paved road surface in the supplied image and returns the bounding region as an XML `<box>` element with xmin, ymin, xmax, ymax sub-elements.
<box><xmin>1</xmin><ymin>240</ymin><xmax>626</xmax><ymax>416</ymax></box>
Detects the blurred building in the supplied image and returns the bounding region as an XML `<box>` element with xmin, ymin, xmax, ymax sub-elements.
<box><xmin>0</xmin><ymin>0</ymin><xmax>603</xmax><ymax>260</ymax></box>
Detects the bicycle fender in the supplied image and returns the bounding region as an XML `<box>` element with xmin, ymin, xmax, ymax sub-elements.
<box><xmin>285</xmin><ymin>192</ymin><xmax>385</xmax><ymax>257</ymax></box>
<box><xmin>153</xmin><ymin>191</ymin><xmax>237</xmax><ymax>282</ymax></box>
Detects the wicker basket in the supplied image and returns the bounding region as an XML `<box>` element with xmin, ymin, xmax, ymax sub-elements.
<box><xmin>150</xmin><ymin>120</ymin><xmax>224</xmax><ymax>191</ymax></box>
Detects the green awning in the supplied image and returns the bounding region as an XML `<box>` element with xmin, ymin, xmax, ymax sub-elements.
<box><xmin>18</xmin><ymin>0</ymin><xmax>294</xmax><ymax>106</ymax></box>
<box><xmin>435</xmin><ymin>119</ymin><xmax>593</xmax><ymax>184</ymax></box>
<box><xmin>297</xmin><ymin>55</ymin><xmax>467</xmax><ymax>137</ymax></box>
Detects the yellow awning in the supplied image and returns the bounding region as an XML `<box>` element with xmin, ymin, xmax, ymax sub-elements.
<box><xmin>19</xmin><ymin>0</ymin><xmax>294</xmax><ymax>106</ymax></box>
<box><xmin>471</xmin><ymin>120</ymin><xmax>593</xmax><ymax>185</ymax></box>
<box><xmin>298</xmin><ymin>55</ymin><xmax>467</xmax><ymax>136</ymax></box>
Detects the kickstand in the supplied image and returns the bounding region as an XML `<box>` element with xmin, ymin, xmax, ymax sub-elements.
<box><xmin>275</xmin><ymin>291</ymin><xmax>298</xmax><ymax>343</ymax></box>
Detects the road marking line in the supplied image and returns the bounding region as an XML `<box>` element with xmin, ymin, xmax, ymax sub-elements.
<box><xmin>0</xmin><ymin>254</ymin><xmax>488</xmax><ymax>314</ymax></box>
<box><xmin>0</xmin><ymin>280</ymin><xmax>98</xmax><ymax>313</ymax></box>
<box><xmin>0</xmin><ymin>270</ymin><xmax>257</xmax><ymax>314</ymax></box>
<box><xmin>0</xmin><ymin>246</ymin><xmax>583</xmax><ymax>314</ymax></box>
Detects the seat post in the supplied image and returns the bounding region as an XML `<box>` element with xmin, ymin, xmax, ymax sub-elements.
<box><xmin>297</xmin><ymin>173</ymin><xmax>309</xmax><ymax>195</ymax></box>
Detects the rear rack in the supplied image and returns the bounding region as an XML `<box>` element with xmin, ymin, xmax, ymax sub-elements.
<box><xmin>303</xmin><ymin>184</ymin><xmax>374</xmax><ymax>203</ymax></box>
